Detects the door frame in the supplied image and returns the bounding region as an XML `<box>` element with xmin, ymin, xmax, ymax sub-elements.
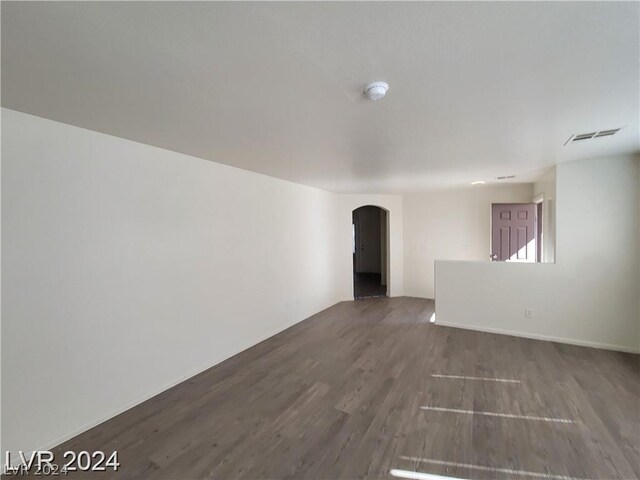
<box><xmin>533</xmin><ymin>194</ymin><xmax>544</xmax><ymax>263</ymax></box>
<box><xmin>351</xmin><ymin>205</ymin><xmax>390</xmax><ymax>298</ymax></box>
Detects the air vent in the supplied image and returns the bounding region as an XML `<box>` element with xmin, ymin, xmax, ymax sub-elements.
<box><xmin>594</xmin><ymin>129</ymin><xmax>620</xmax><ymax>137</ymax></box>
<box><xmin>565</xmin><ymin>128</ymin><xmax>622</xmax><ymax>145</ymax></box>
<box><xmin>496</xmin><ymin>175</ymin><xmax>516</xmax><ymax>180</ymax></box>
<box><xmin>573</xmin><ymin>132</ymin><xmax>597</xmax><ymax>141</ymax></box>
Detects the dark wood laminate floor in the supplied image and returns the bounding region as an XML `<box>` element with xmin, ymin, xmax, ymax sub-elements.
<box><xmin>45</xmin><ymin>298</ymin><xmax>639</xmax><ymax>479</ymax></box>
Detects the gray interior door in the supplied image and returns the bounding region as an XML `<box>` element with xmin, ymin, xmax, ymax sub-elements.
<box><xmin>353</xmin><ymin>207</ymin><xmax>382</xmax><ymax>273</ymax></box>
<box><xmin>491</xmin><ymin>203</ymin><xmax>536</xmax><ymax>262</ymax></box>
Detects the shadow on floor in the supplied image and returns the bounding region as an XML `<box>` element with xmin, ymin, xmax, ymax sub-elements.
<box><xmin>354</xmin><ymin>272</ymin><xmax>387</xmax><ymax>299</ymax></box>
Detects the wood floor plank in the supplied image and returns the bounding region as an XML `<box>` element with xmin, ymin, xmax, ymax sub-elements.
<box><xmin>11</xmin><ymin>297</ymin><xmax>637</xmax><ymax>480</ymax></box>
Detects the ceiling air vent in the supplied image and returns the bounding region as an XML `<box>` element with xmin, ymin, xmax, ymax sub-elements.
<box><xmin>565</xmin><ymin>128</ymin><xmax>622</xmax><ymax>145</ymax></box>
<box><xmin>594</xmin><ymin>129</ymin><xmax>620</xmax><ymax>137</ymax></box>
<box><xmin>496</xmin><ymin>175</ymin><xmax>516</xmax><ymax>180</ymax></box>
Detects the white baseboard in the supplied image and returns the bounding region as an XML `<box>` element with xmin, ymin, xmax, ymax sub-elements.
<box><xmin>401</xmin><ymin>294</ymin><xmax>434</xmax><ymax>301</ymax></box>
<box><xmin>436</xmin><ymin>321</ymin><xmax>640</xmax><ymax>354</ymax></box>
<box><xmin>339</xmin><ymin>294</ymin><xmax>411</xmax><ymax>302</ymax></box>
<box><xmin>16</xmin><ymin>301</ymin><xmax>635</xmax><ymax>466</ymax></box>
<box><xmin>402</xmin><ymin>293</ymin><xmax>435</xmax><ymax>301</ymax></box>
<box><xmin>11</xmin><ymin>301</ymin><xmax>341</xmax><ymax>464</ymax></box>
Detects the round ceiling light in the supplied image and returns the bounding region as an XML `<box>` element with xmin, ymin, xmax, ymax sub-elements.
<box><xmin>364</xmin><ymin>81</ymin><xmax>389</xmax><ymax>101</ymax></box>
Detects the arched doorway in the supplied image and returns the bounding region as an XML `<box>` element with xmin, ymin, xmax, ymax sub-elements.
<box><xmin>352</xmin><ymin>206</ymin><xmax>389</xmax><ymax>299</ymax></box>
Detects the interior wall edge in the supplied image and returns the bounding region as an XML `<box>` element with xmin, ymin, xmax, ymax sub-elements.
<box><xmin>434</xmin><ymin>155</ymin><xmax>639</xmax><ymax>352</ymax></box>
<box><xmin>0</xmin><ymin>108</ymin><xmax>348</xmax><ymax>458</ymax></box>
<box><xmin>5</xmin><ymin>299</ymin><xmax>344</xmax><ymax>465</ymax></box>
<box><xmin>401</xmin><ymin>291</ymin><xmax>435</xmax><ymax>301</ymax></box>
<box><xmin>401</xmin><ymin>183</ymin><xmax>535</xmax><ymax>298</ymax></box>
<box><xmin>436</xmin><ymin>321</ymin><xmax>640</xmax><ymax>354</ymax></box>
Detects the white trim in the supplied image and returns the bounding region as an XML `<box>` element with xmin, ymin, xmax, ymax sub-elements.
<box><xmin>7</xmin><ymin>302</ymin><xmax>340</xmax><ymax>465</ymax></box>
<box><xmin>532</xmin><ymin>193</ymin><xmax>544</xmax><ymax>263</ymax></box>
<box><xmin>420</xmin><ymin>406</ymin><xmax>574</xmax><ymax>424</ymax></box>
<box><xmin>436</xmin><ymin>321</ymin><xmax>640</xmax><ymax>354</ymax></box>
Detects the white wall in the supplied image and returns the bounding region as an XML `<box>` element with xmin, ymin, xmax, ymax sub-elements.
<box><xmin>5</xmin><ymin>104</ymin><xmax>635</xmax><ymax>464</ymax></box>
<box><xmin>436</xmin><ymin>155</ymin><xmax>640</xmax><ymax>352</ymax></box>
<box><xmin>403</xmin><ymin>184</ymin><xmax>534</xmax><ymax>299</ymax></box>
<box><xmin>334</xmin><ymin>195</ymin><xmax>403</xmax><ymax>300</ymax></box>
<box><xmin>533</xmin><ymin>167</ymin><xmax>556</xmax><ymax>263</ymax></box>
<box><xmin>1</xmin><ymin>109</ymin><xmax>345</xmax><ymax>458</ymax></box>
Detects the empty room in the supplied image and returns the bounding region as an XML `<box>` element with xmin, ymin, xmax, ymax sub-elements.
<box><xmin>1</xmin><ymin>2</ymin><xmax>639</xmax><ymax>479</ymax></box>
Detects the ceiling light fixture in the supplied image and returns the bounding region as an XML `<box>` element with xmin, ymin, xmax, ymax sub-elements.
<box><xmin>365</xmin><ymin>82</ymin><xmax>389</xmax><ymax>101</ymax></box>
<box><xmin>471</xmin><ymin>181</ymin><xmax>485</xmax><ymax>185</ymax></box>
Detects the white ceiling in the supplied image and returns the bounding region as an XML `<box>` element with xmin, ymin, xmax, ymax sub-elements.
<box><xmin>2</xmin><ymin>2</ymin><xmax>638</xmax><ymax>193</ymax></box>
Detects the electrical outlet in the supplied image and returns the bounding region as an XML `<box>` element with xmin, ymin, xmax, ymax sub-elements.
<box><xmin>524</xmin><ymin>308</ymin><xmax>534</xmax><ymax>319</ymax></box>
